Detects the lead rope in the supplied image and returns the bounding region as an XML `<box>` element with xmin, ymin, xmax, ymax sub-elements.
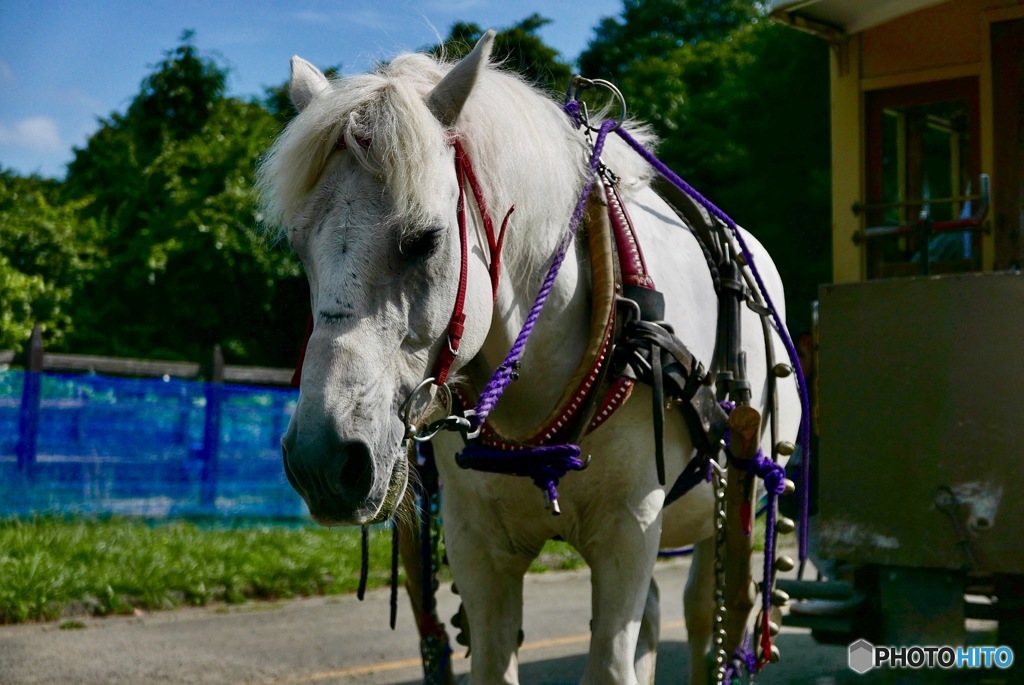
<box><xmin>357</xmin><ymin>525</ymin><xmax>369</xmax><ymax>601</ymax></box>
<box><xmin>610</xmin><ymin>126</ymin><xmax>812</xmax><ymax>571</ymax></box>
<box><xmin>455</xmin><ymin>117</ymin><xmax>618</xmax><ymax>512</ymax></box>
<box><xmin>352</xmin><ymin>521</ymin><xmax>401</xmax><ymax>631</ymax></box>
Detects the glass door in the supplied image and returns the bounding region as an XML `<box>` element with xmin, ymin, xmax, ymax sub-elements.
<box><xmin>862</xmin><ymin>77</ymin><xmax>983</xmax><ymax>279</ymax></box>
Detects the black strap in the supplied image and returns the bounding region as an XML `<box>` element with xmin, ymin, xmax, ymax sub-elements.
<box><xmin>615</xmin><ymin>316</ymin><xmax>729</xmax><ymax>482</ymax></box>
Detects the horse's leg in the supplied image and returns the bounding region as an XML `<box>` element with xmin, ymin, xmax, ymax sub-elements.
<box><xmin>684</xmin><ymin>537</ymin><xmax>716</xmax><ymax>685</ymax></box>
<box><xmin>635</xmin><ymin>577</ymin><xmax>660</xmax><ymax>685</ymax></box>
<box><xmin>397</xmin><ymin>503</ymin><xmax>457</xmax><ymax>685</ymax></box>
<box><xmin>578</xmin><ymin>509</ymin><xmax>661</xmax><ymax>685</ymax></box>
<box><xmin>440</xmin><ymin>485</ymin><xmax>537</xmax><ymax>685</ymax></box>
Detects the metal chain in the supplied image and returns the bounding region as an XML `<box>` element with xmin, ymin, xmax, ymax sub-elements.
<box><xmin>710</xmin><ymin>458</ymin><xmax>728</xmax><ymax>684</ymax></box>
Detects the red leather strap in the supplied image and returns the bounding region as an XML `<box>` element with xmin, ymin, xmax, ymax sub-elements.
<box><xmin>431</xmin><ymin>137</ymin><xmax>511</xmax><ymax>385</ymax></box>
<box><xmin>607</xmin><ymin>183</ymin><xmax>655</xmax><ymax>289</ymax></box>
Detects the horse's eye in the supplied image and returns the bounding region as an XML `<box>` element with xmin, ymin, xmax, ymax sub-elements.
<box><xmin>399</xmin><ymin>228</ymin><xmax>442</xmax><ymax>258</ymax></box>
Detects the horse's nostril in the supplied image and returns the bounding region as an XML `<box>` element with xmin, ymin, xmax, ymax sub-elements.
<box><xmin>335</xmin><ymin>439</ymin><xmax>373</xmax><ymax>502</ymax></box>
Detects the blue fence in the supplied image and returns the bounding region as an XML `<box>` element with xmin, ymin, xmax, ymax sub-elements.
<box><xmin>0</xmin><ymin>370</ymin><xmax>305</xmax><ymax>519</ymax></box>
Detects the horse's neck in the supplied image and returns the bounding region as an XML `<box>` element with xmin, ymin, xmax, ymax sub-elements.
<box><xmin>465</xmin><ymin>237</ymin><xmax>592</xmax><ymax>437</ymax></box>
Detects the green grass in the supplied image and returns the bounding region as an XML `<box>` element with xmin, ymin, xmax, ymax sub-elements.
<box><xmin>0</xmin><ymin>516</ymin><xmax>584</xmax><ymax>625</ymax></box>
<box><xmin>0</xmin><ymin>516</ymin><xmax>397</xmax><ymax>624</ymax></box>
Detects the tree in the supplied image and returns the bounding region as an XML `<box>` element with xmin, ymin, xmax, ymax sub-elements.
<box><xmin>0</xmin><ymin>169</ymin><xmax>100</xmax><ymax>352</ymax></box>
<box><xmin>579</xmin><ymin>0</ymin><xmax>762</xmax><ymax>81</ymax></box>
<box><xmin>579</xmin><ymin>2</ymin><xmax>830</xmax><ymax>334</ymax></box>
<box><xmin>62</xmin><ymin>34</ymin><xmax>305</xmax><ymax>364</ymax></box>
<box><xmin>430</xmin><ymin>14</ymin><xmax>573</xmax><ymax>94</ymax></box>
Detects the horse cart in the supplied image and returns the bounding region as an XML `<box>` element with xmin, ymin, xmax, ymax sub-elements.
<box><xmin>779</xmin><ymin>270</ymin><xmax>1024</xmax><ymax>681</ymax></box>
<box><xmin>764</xmin><ymin>2</ymin><xmax>1024</xmax><ymax>680</ymax></box>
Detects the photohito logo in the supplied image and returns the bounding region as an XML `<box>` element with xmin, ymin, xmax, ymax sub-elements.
<box><xmin>848</xmin><ymin>639</ymin><xmax>1014</xmax><ymax>673</ymax></box>
<box><xmin>848</xmin><ymin>639</ymin><xmax>875</xmax><ymax>674</ymax></box>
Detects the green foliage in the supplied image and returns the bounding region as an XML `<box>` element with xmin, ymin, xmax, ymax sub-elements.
<box><xmin>430</xmin><ymin>13</ymin><xmax>573</xmax><ymax>94</ymax></box>
<box><xmin>62</xmin><ymin>34</ymin><xmax>305</xmax><ymax>364</ymax></box>
<box><xmin>0</xmin><ymin>170</ymin><xmax>100</xmax><ymax>352</ymax></box>
<box><xmin>129</xmin><ymin>30</ymin><xmax>226</xmax><ymax>145</ymax></box>
<box><xmin>580</xmin><ymin>0</ymin><xmax>762</xmax><ymax>80</ymax></box>
<box><xmin>580</xmin><ymin>2</ymin><xmax>830</xmax><ymax>332</ymax></box>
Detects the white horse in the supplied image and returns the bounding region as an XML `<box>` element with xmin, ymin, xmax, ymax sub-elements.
<box><xmin>258</xmin><ymin>32</ymin><xmax>801</xmax><ymax>685</ymax></box>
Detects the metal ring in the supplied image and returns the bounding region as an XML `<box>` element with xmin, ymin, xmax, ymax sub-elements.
<box><xmin>413</xmin><ymin>416</ymin><xmax>455</xmax><ymax>443</ymax></box>
<box><xmin>400</xmin><ymin>378</ymin><xmax>452</xmax><ymax>440</ymax></box>
<box><xmin>565</xmin><ymin>74</ymin><xmax>627</xmax><ymax>132</ymax></box>
<box><xmin>413</xmin><ymin>407</ymin><xmax>479</xmax><ymax>443</ymax></box>
<box><xmin>462</xmin><ymin>409</ymin><xmax>481</xmax><ymax>440</ymax></box>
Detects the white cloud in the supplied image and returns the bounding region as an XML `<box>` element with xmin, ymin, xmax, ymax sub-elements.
<box><xmin>0</xmin><ymin>117</ymin><xmax>62</xmax><ymax>152</ymax></box>
<box><xmin>291</xmin><ymin>7</ymin><xmax>390</xmax><ymax>30</ymax></box>
<box><xmin>421</xmin><ymin>0</ymin><xmax>484</xmax><ymax>12</ymax></box>
<box><xmin>293</xmin><ymin>10</ymin><xmax>334</xmax><ymax>23</ymax></box>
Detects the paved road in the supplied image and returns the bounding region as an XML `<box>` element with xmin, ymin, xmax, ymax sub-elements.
<box><xmin>0</xmin><ymin>558</ymin><xmax>871</xmax><ymax>685</ymax></box>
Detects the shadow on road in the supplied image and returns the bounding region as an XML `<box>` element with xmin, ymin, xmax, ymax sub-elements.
<box><xmin>390</xmin><ymin>636</ymin><xmax>881</xmax><ymax>685</ymax></box>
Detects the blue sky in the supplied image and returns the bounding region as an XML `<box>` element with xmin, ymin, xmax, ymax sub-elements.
<box><xmin>0</xmin><ymin>0</ymin><xmax>623</xmax><ymax>179</ymax></box>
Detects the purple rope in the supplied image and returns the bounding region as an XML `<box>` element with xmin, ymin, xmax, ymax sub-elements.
<box><xmin>726</xmin><ymin>448</ymin><xmax>786</xmax><ymax>497</ymax></box>
<box><xmin>457</xmin><ymin>444</ymin><xmax>588</xmax><ymax>503</ymax></box>
<box><xmin>470</xmin><ymin>114</ymin><xmax>616</xmax><ymax>425</ymax></box>
<box><xmin>724</xmin><ymin>631</ymin><xmax>757</xmax><ymax>684</ymax></box>
<box><xmin>614</xmin><ymin>125</ymin><xmax>813</xmax><ymax>568</ymax></box>
<box><xmin>455</xmin><ymin>108</ymin><xmax>614</xmax><ymax>503</ymax></box>
<box><xmin>760</xmin><ymin>486</ymin><xmax>779</xmax><ymax>652</ymax></box>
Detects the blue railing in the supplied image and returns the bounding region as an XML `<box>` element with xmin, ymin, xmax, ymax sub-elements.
<box><xmin>0</xmin><ymin>370</ymin><xmax>305</xmax><ymax>519</ymax></box>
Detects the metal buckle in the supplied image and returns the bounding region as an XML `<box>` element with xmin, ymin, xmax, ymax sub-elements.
<box><xmin>615</xmin><ymin>295</ymin><xmax>642</xmax><ymax>324</ymax></box>
<box><xmin>400</xmin><ymin>378</ymin><xmax>452</xmax><ymax>442</ymax></box>
<box><xmin>400</xmin><ymin>378</ymin><xmax>483</xmax><ymax>443</ymax></box>
<box><xmin>564</xmin><ymin>75</ymin><xmax>627</xmax><ymax>132</ymax></box>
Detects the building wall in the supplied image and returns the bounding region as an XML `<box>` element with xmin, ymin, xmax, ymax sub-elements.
<box><xmin>861</xmin><ymin>0</ymin><xmax>983</xmax><ymax>80</ymax></box>
<box><xmin>829</xmin><ymin>0</ymin><xmax>1024</xmax><ymax>282</ymax></box>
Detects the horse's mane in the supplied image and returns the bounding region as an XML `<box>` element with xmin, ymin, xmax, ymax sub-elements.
<box><xmin>257</xmin><ymin>49</ymin><xmax>657</xmax><ymax>281</ymax></box>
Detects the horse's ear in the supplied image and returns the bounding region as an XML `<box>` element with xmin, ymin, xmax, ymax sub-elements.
<box><xmin>290</xmin><ymin>56</ymin><xmax>331</xmax><ymax>112</ymax></box>
<box><xmin>427</xmin><ymin>29</ymin><xmax>496</xmax><ymax>128</ymax></box>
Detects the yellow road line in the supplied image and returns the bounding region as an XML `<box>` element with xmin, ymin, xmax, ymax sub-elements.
<box><xmin>251</xmin><ymin>619</ymin><xmax>686</xmax><ymax>684</ymax></box>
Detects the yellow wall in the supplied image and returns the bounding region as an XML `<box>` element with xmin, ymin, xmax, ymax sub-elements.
<box><xmin>829</xmin><ymin>0</ymin><xmax>1024</xmax><ymax>282</ymax></box>
<box><xmin>830</xmin><ymin>37</ymin><xmax>864</xmax><ymax>283</ymax></box>
<box><xmin>861</xmin><ymin>0</ymin><xmax>982</xmax><ymax>80</ymax></box>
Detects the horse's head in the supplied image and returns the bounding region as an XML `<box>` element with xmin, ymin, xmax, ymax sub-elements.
<box><xmin>259</xmin><ymin>35</ymin><xmax>503</xmax><ymax>526</ymax></box>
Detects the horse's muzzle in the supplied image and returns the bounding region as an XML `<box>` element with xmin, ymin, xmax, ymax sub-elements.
<box><xmin>282</xmin><ymin>432</ymin><xmax>380</xmax><ymax>526</ymax></box>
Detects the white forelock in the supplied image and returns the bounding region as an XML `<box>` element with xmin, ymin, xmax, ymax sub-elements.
<box><xmin>256</xmin><ymin>48</ymin><xmax>659</xmax><ymax>282</ymax></box>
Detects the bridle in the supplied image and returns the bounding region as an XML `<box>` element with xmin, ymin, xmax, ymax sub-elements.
<box><xmin>291</xmin><ymin>132</ymin><xmax>511</xmax><ymax>400</ymax></box>
<box><xmin>398</xmin><ymin>134</ymin><xmax>514</xmax><ymax>443</ymax></box>
<box><xmin>430</xmin><ymin>135</ymin><xmax>514</xmax><ymax>386</ymax></box>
